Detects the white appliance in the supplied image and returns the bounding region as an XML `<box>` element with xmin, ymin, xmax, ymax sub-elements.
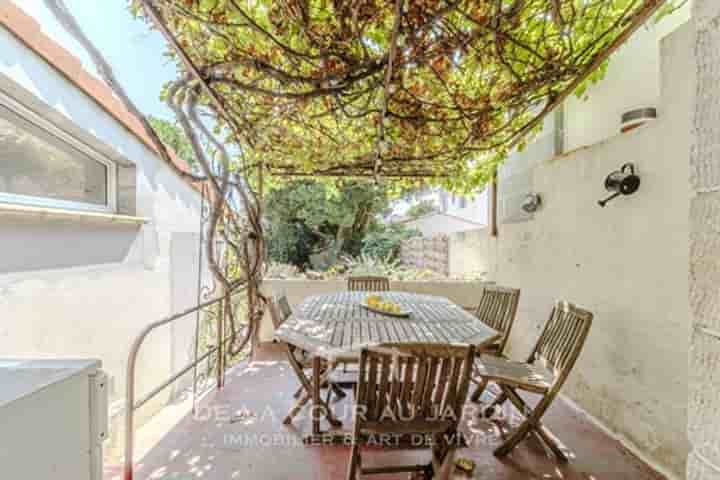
<box><xmin>0</xmin><ymin>358</ymin><xmax>108</xmax><ymax>480</ymax></box>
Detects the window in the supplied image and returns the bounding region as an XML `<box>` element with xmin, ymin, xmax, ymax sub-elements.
<box><xmin>0</xmin><ymin>95</ymin><xmax>115</xmax><ymax>213</ymax></box>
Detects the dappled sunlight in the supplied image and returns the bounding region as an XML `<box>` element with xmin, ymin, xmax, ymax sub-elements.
<box><xmin>115</xmin><ymin>345</ymin><xmax>666</xmax><ymax>480</ymax></box>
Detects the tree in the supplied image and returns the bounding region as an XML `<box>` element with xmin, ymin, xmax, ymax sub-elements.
<box><xmin>264</xmin><ymin>179</ymin><xmax>392</xmax><ymax>268</ymax></box>
<box><xmin>148</xmin><ymin>116</ymin><xmax>198</xmax><ymax>170</ymax></box>
<box><xmin>406</xmin><ymin>200</ymin><xmax>437</xmax><ymax>220</ymax></box>
<box><xmin>361</xmin><ymin>223</ymin><xmax>420</xmax><ymax>261</ymax></box>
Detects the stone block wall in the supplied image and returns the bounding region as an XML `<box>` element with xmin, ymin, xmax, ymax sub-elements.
<box><xmin>688</xmin><ymin>1</ymin><xmax>720</xmax><ymax>478</ymax></box>
<box><xmin>399</xmin><ymin>235</ymin><xmax>449</xmax><ymax>275</ymax></box>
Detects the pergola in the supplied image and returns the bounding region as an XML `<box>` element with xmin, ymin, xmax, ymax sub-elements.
<box><xmin>41</xmin><ymin>2</ymin><xmax>690</xmax><ymax>479</ymax></box>
<box><xmin>124</xmin><ymin>0</ymin><xmax>669</xmax><ymax>342</ymax></box>
<box><xmin>136</xmin><ymin>0</ymin><xmax>669</xmax><ymax>182</ymax></box>
<box><xmin>49</xmin><ymin>0</ymin><xmax>673</xmax><ymax>382</ymax></box>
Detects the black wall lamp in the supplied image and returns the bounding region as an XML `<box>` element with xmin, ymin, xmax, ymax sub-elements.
<box><xmin>598</xmin><ymin>163</ymin><xmax>640</xmax><ymax>207</ymax></box>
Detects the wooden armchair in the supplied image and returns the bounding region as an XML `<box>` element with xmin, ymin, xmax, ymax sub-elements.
<box><xmin>474</xmin><ymin>301</ymin><xmax>593</xmax><ymax>460</ymax></box>
<box><xmin>347</xmin><ymin>276</ymin><xmax>390</xmax><ymax>292</ymax></box>
<box><xmin>268</xmin><ymin>294</ymin><xmax>344</xmax><ymax>426</ymax></box>
<box><xmin>347</xmin><ymin>343</ymin><xmax>476</xmax><ymax>480</ymax></box>
<box><xmin>469</xmin><ymin>285</ymin><xmax>520</xmax><ymax>402</ymax></box>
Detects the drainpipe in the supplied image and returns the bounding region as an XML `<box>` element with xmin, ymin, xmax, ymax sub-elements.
<box><xmin>554</xmin><ymin>103</ymin><xmax>565</xmax><ymax>156</ymax></box>
<box><xmin>489</xmin><ymin>168</ymin><xmax>498</xmax><ymax>237</ymax></box>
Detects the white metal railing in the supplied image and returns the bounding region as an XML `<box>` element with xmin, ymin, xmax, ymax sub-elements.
<box><xmin>123</xmin><ymin>293</ymin><xmax>242</xmax><ymax>480</ymax></box>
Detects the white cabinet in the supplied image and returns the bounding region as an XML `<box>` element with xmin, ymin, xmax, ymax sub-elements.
<box><xmin>0</xmin><ymin>359</ymin><xmax>108</xmax><ymax>480</ymax></box>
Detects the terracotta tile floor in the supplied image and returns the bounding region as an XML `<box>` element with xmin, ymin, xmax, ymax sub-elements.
<box><xmin>123</xmin><ymin>344</ymin><xmax>664</xmax><ymax>480</ymax></box>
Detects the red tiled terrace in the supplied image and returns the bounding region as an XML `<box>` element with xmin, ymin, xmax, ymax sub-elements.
<box><xmin>111</xmin><ymin>344</ymin><xmax>664</xmax><ymax>480</ymax></box>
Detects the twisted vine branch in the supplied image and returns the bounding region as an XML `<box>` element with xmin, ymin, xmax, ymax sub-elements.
<box><xmin>45</xmin><ymin>0</ymin><xmax>266</xmax><ymax>357</ymax></box>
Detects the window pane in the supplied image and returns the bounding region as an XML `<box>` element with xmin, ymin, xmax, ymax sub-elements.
<box><xmin>0</xmin><ymin>105</ymin><xmax>107</xmax><ymax>206</ymax></box>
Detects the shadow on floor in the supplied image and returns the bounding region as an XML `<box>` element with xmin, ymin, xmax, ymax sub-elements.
<box><xmin>114</xmin><ymin>344</ymin><xmax>664</xmax><ymax>480</ymax></box>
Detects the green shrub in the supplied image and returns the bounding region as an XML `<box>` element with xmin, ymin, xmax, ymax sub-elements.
<box><xmin>361</xmin><ymin>224</ymin><xmax>420</xmax><ymax>260</ymax></box>
<box><xmin>267</xmin><ymin>221</ymin><xmax>316</xmax><ymax>267</ymax></box>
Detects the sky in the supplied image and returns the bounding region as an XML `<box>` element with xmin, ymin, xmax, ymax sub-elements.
<box><xmin>14</xmin><ymin>0</ymin><xmax>179</xmax><ymax>120</ymax></box>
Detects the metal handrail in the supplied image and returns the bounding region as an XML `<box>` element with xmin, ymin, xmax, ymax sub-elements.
<box><xmin>124</xmin><ymin>294</ymin><xmax>234</xmax><ymax>480</ymax></box>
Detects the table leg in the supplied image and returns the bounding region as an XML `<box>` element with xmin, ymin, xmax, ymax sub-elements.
<box><xmin>312</xmin><ymin>356</ymin><xmax>321</xmax><ymax>436</ymax></box>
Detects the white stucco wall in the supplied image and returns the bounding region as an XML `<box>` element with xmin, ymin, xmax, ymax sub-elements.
<box><xmin>472</xmin><ymin>24</ymin><xmax>693</xmax><ymax>478</ymax></box>
<box><xmin>447</xmin><ymin>228</ymin><xmax>494</xmax><ymax>279</ymax></box>
<box><xmin>564</xmin><ymin>4</ymin><xmax>691</xmax><ymax>151</ymax></box>
<box><xmin>0</xmin><ymin>21</ymin><xmax>204</xmax><ymax>438</ymax></box>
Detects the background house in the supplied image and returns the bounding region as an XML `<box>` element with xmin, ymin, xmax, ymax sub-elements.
<box><xmin>389</xmin><ymin>187</ymin><xmax>489</xmax><ymax>226</ymax></box>
<box><xmin>396</xmin><ymin>211</ymin><xmax>484</xmax><ymax>238</ymax></box>
<box><xmin>0</xmin><ymin>1</ymin><xmax>207</xmax><ymax>439</ymax></box>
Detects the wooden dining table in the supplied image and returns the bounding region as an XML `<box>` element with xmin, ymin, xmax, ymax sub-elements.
<box><xmin>274</xmin><ymin>291</ymin><xmax>500</xmax><ymax>442</ymax></box>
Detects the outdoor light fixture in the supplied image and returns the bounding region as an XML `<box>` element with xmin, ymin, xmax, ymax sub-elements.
<box><xmin>521</xmin><ymin>193</ymin><xmax>542</xmax><ymax>213</ymax></box>
<box><xmin>621</xmin><ymin>107</ymin><xmax>657</xmax><ymax>133</ymax></box>
<box><xmin>598</xmin><ymin>163</ymin><xmax>640</xmax><ymax>207</ymax></box>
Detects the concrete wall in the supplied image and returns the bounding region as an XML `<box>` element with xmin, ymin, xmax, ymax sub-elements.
<box><xmin>258</xmin><ymin>279</ymin><xmax>490</xmax><ymax>343</ymax></box>
<box><xmin>463</xmin><ymin>24</ymin><xmax>693</xmax><ymax>478</ymax></box>
<box><xmin>447</xmin><ymin>228</ymin><xmax>494</xmax><ymax>280</ymax></box>
<box><xmin>0</xmin><ymin>20</ymin><xmax>204</xmax><ymax>432</ymax></box>
<box><xmin>688</xmin><ymin>1</ymin><xmax>720</xmax><ymax>478</ymax></box>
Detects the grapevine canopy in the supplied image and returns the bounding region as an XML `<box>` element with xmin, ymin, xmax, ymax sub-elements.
<box><xmin>136</xmin><ymin>0</ymin><xmax>674</xmax><ymax>191</ymax></box>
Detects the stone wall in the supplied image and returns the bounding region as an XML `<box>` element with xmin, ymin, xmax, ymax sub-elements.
<box><xmin>399</xmin><ymin>235</ymin><xmax>449</xmax><ymax>275</ymax></box>
<box><xmin>400</xmin><ymin>230</ymin><xmax>496</xmax><ymax>279</ymax></box>
<box><xmin>688</xmin><ymin>1</ymin><xmax>720</xmax><ymax>478</ymax></box>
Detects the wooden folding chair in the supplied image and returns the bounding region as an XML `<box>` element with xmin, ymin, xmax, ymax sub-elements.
<box><xmin>344</xmin><ymin>276</ymin><xmax>389</xmax><ymax>379</ymax></box>
<box><xmin>347</xmin><ymin>343</ymin><xmax>476</xmax><ymax>480</ymax></box>
<box><xmin>268</xmin><ymin>294</ymin><xmax>344</xmax><ymax>426</ymax></box>
<box><xmin>469</xmin><ymin>286</ymin><xmax>520</xmax><ymax>402</ymax></box>
<box><xmin>474</xmin><ymin>301</ymin><xmax>593</xmax><ymax>460</ymax></box>
<box><xmin>347</xmin><ymin>276</ymin><xmax>390</xmax><ymax>292</ymax></box>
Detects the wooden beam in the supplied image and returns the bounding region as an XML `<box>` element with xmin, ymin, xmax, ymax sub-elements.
<box><xmin>269</xmin><ymin>170</ymin><xmax>449</xmax><ymax>178</ymax></box>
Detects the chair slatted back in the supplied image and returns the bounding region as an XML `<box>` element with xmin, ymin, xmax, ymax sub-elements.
<box><xmin>269</xmin><ymin>294</ymin><xmax>292</xmax><ymax>329</ymax></box>
<box><xmin>529</xmin><ymin>301</ymin><xmax>593</xmax><ymax>382</ymax></box>
<box><xmin>475</xmin><ymin>286</ymin><xmax>520</xmax><ymax>353</ymax></box>
<box><xmin>356</xmin><ymin>343</ymin><xmax>475</xmax><ymax>424</ymax></box>
<box><xmin>347</xmin><ymin>276</ymin><xmax>390</xmax><ymax>292</ymax></box>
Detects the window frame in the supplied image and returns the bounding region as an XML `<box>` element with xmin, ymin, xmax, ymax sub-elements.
<box><xmin>0</xmin><ymin>90</ymin><xmax>117</xmax><ymax>214</ymax></box>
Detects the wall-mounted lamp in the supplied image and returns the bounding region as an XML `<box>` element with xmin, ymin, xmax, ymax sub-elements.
<box><xmin>598</xmin><ymin>163</ymin><xmax>640</xmax><ymax>207</ymax></box>
<box><xmin>521</xmin><ymin>193</ymin><xmax>542</xmax><ymax>213</ymax></box>
<box><xmin>621</xmin><ymin>107</ymin><xmax>657</xmax><ymax>133</ymax></box>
